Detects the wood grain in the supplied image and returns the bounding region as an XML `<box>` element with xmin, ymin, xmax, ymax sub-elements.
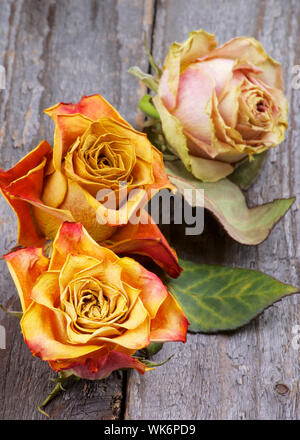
<box><xmin>125</xmin><ymin>0</ymin><xmax>300</xmax><ymax>420</ymax></box>
<box><xmin>1</xmin><ymin>0</ymin><xmax>299</xmax><ymax>421</ymax></box>
<box><xmin>0</xmin><ymin>0</ymin><xmax>154</xmax><ymax>420</ymax></box>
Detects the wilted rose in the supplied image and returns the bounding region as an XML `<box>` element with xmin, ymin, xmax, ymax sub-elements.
<box><xmin>155</xmin><ymin>30</ymin><xmax>288</xmax><ymax>182</ymax></box>
<box><xmin>0</xmin><ymin>94</ymin><xmax>173</xmax><ymax>243</ymax></box>
<box><xmin>4</xmin><ymin>222</ymin><xmax>188</xmax><ymax>378</ymax></box>
<box><xmin>0</xmin><ymin>94</ymin><xmax>181</xmax><ymax>277</ymax></box>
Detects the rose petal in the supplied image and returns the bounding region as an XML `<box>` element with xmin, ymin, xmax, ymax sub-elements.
<box><xmin>107</xmin><ymin>210</ymin><xmax>182</xmax><ymax>278</ymax></box>
<box><xmin>0</xmin><ymin>140</ymin><xmax>52</xmax><ymax>186</ymax></box>
<box><xmin>66</xmin><ymin>350</ymin><xmax>146</xmax><ymax>379</ymax></box>
<box><xmin>103</xmin><ymin>317</ymin><xmax>150</xmax><ymax>350</ymax></box>
<box><xmin>203</xmin><ymin>36</ymin><xmax>283</xmax><ymax>89</ymax></box>
<box><xmin>1</xmin><ymin>191</ymin><xmax>45</xmax><ymax>246</ymax></box>
<box><xmin>118</xmin><ymin>256</ymin><xmax>169</xmax><ymax>319</ymax></box>
<box><xmin>30</xmin><ymin>271</ymin><xmax>60</xmax><ymax>309</ymax></box>
<box><xmin>42</xmin><ymin>170</ymin><xmax>68</xmax><ymax>208</ymax></box>
<box><xmin>159</xmin><ymin>30</ymin><xmax>217</xmax><ymax>110</ymax></box>
<box><xmin>3</xmin><ymin>247</ymin><xmax>49</xmax><ymax>312</ymax></box>
<box><xmin>59</xmin><ymin>180</ymin><xmax>115</xmax><ymax>241</ymax></box>
<box><xmin>21</xmin><ymin>302</ymin><xmax>102</xmax><ymax>360</ymax></box>
<box><xmin>189</xmin><ymin>155</ymin><xmax>234</xmax><ymax>182</ymax></box>
<box><xmin>53</xmin><ymin>113</ymin><xmax>92</xmax><ymax>170</ymax></box>
<box><xmin>58</xmin><ymin>254</ymin><xmax>100</xmax><ymax>291</ymax></box>
<box><xmin>45</xmin><ymin>94</ymin><xmax>127</xmax><ymax>125</ymax></box>
<box><xmin>173</xmin><ymin>65</ymin><xmax>215</xmax><ymax>143</ymax></box>
<box><xmin>49</xmin><ymin>222</ymin><xmax>118</xmax><ymax>271</ymax></box>
<box><xmin>148</xmin><ymin>147</ymin><xmax>176</xmax><ymax>194</ymax></box>
<box><xmin>32</xmin><ymin>203</ymin><xmax>75</xmax><ymax>242</ymax></box>
<box><xmin>150</xmin><ymin>293</ymin><xmax>188</xmax><ymax>343</ymax></box>
<box><xmin>195</xmin><ymin>58</ymin><xmax>235</xmax><ymax>97</ymax></box>
<box><xmin>0</xmin><ymin>140</ymin><xmax>52</xmax><ymax>246</ymax></box>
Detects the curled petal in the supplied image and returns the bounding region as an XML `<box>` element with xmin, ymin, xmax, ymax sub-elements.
<box><xmin>45</xmin><ymin>94</ymin><xmax>127</xmax><ymax>125</ymax></box>
<box><xmin>59</xmin><ymin>180</ymin><xmax>115</xmax><ymax>241</ymax></box>
<box><xmin>153</xmin><ymin>95</ymin><xmax>191</xmax><ymax>169</ymax></box>
<box><xmin>52</xmin><ymin>114</ymin><xmax>92</xmax><ymax>170</ymax></box>
<box><xmin>65</xmin><ymin>351</ymin><xmax>146</xmax><ymax>379</ymax></box>
<box><xmin>107</xmin><ymin>210</ymin><xmax>182</xmax><ymax>278</ymax></box>
<box><xmin>1</xmin><ymin>191</ymin><xmax>45</xmax><ymax>246</ymax></box>
<box><xmin>195</xmin><ymin>58</ymin><xmax>235</xmax><ymax>97</ymax></box>
<box><xmin>159</xmin><ymin>30</ymin><xmax>217</xmax><ymax>110</ymax></box>
<box><xmin>203</xmin><ymin>36</ymin><xmax>283</xmax><ymax>89</ymax></box>
<box><xmin>0</xmin><ymin>140</ymin><xmax>52</xmax><ymax>187</ymax></box>
<box><xmin>42</xmin><ymin>170</ymin><xmax>68</xmax><ymax>208</ymax></box>
<box><xmin>0</xmin><ymin>140</ymin><xmax>52</xmax><ymax>246</ymax></box>
<box><xmin>190</xmin><ymin>155</ymin><xmax>233</xmax><ymax>182</ymax></box>
<box><xmin>30</xmin><ymin>271</ymin><xmax>60</xmax><ymax>309</ymax></box>
<box><xmin>102</xmin><ymin>317</ymin><xmax>150</xmax><ymax>350</ymax></box>
<box><xmin>119</xmin><ymin>257</ymin><xmax>169</xmax><ymax>319</ymax></box>
<box><xmin>32</xmin><ymin>203</ymin><xmax>75</xmax><ymax>242</ymax></box>
<box><xmin>21</xmin><ymin>302</ymin><xmax>102</xmax><ymax>360</ymax></box>
<box><xmin>149</xmin><ymin>147</ymin><xmax>176</xmax><ymax>194</ymax></box>
<box><xmin>154</xmin><ymin>95</ymin><xmax>232</xmax><ymax>182</ymax></box>
<box><xmin>49</xmin><ymin>222</ymin><xmax>118</xmax><ymax>271</ymax></box>
<box><xmin>150</xmin><ymin>294</ymin><xmax>189</xmax><ymax>343</ymax></box>
<box><xmin>3</xmin><ymin>247</ymin><xmax>49</xmax><ymax>312</ymax></box>
<box><xmin>173</xmin><ymin>66</ymin><xmax>214</xmax><ymax>144</ymax></box>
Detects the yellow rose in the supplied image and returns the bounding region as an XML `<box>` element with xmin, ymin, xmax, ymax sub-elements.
<box><xmin>4</xmin><ymin>222</ymin><xmax>188</xmax><ymax>379</ymax></box>
<box><xmin>0</xmin><ymin>94</ymin><xmax>174</xmax><ymax>244</ymax></box>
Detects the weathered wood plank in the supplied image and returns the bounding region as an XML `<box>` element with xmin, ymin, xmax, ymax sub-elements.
<box><xmin>0</xmin><ymin>0</ymin><xmax>154</xmax><ymax>419</ymax></box>
<box><xmin>125</xmin><ymin>0</ymin><xmax>300</xmax><ymax>420</ymax></box>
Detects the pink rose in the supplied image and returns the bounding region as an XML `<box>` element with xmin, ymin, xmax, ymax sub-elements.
<box><xmin>154</xmin><ymin>30</ymin><xmax>288</xmax><ymax>182</ymax></box>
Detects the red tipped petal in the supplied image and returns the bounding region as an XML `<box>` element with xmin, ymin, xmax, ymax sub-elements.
<box><xmin>50</xmin><ymin>222</ymin><xmax>117</xmax><ymax>270</ymax></box>
<box><xmin>150</xmin><ymin>294</ymin><xmax>189</xmax><ymax>343</ymax></box>
<box><xmin>107</xmin><ymin>210</ymin><xmax>182</xmax><ymax>278</ymax></box>
<box><xmin>148</xmin><ymin>148</ymin><xmax>176</xmax><ymax>194</ymax></box>
<box><xmin>53</xmin><ymin>113</ymin><xmax>92</xmax><ymax>170</ymax></box>
<box><xmin>3</xmin><ymin>247</ymin><xmax>49</xmax><ymax>311</ymax></box>
<box><xmin>1</xmin><ymin>190</ymin><xmax>45</xmax><ymax>246</ymax></box>
<box><xmin>63</xmin><ymin>351</ymin><xmax>146</xmax><ymax>379</ymax></box>
<box><xmin>0</xmin><ymin>140</ymin><xmax>52</xmax><ymax>246</ymax></box>
<box><xmin>45</xmin><ymin>94</ymin><xmax>127</xmax><ymax>124</ymax></box>
<box><xmin>0</xmin><ymin>140</ymin><xmax>52</xmax><ymax>187</ymax></box>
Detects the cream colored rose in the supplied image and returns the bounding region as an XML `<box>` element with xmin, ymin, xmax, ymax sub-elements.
<box><xmin>155</xmin><ymin>30</ymin><xmax>288</xmax><ymax>182</ymax></box>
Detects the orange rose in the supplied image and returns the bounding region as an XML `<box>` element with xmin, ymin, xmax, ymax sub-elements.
<box><xmin>0</xmin><ymin>94</ymin><xmax>181</xmax><ymax>277</ymax></box>
<box><xmin>4</xmin><ymin>222</ymin><xmax>188</xmax><ymax>378</ymax></box>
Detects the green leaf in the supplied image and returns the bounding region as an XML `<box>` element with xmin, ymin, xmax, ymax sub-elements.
<box><xmin>128</xmin><ymin>66</ymin><xmax>158</xmax><ymax>93</ymax></box>
<box><xmin>139</xmin><ymin>342</ymin><xmax>163</xmax><ymax>358</ymax></box>
<box><xmin>165</xmin><ymin>159</ymin><xmax>295</xmax><ymax>245</ymax></box>
<box><xmin>229</xmin><ymin>151</ymin><xmax>268</xmax><ymax>189</ymax></box>
<box><xmin>167</xmin><ymin>259</ymin><xmax>298</xmax><ymax>332</ymax></box>
<box><xmin>139</xmin><ymin>95</ymin><xmax>160</xmax><ymax>119</ymax></box>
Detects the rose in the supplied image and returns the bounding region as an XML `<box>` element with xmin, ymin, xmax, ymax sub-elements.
<box><xmin>154</xmin><ymin>30</ymin><xmax>288</xmax><ymax>182</ymax></box>
<box><xmin>0</xmin><ymin>94</ymin><xmax>182</xmax><ymax>277</ymax></box>
<box><xmin>4</xmin><ymin>222</ymin><xmax>188</xmax><ymax>378</ymax></box>
<box><xmin>0</xmin><ymin>94</ymin><xmax>173</xmax><ymax>245</ymax></box>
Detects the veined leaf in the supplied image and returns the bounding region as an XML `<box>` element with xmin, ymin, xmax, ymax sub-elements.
<box><xmin>165</xmin><ymin>160</ymin><xmax>295</xmax><ymax>245</ymax></box>
<box><xmin>167</xmin><ymin>259</ymin><xmax>298</xmax><ymax>332</ymax></box>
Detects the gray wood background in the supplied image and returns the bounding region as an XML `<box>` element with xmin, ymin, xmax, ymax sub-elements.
<box><xmin>0</xmin><ymin>0</ymin><xmax>299</xmax><ymax>420</ymax></box>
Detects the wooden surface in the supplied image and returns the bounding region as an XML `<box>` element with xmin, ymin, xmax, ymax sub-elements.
<box><xmin>0</xmin><ymin>0</ymin><xmax>299</xmax><ymax>420</ymax></box>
